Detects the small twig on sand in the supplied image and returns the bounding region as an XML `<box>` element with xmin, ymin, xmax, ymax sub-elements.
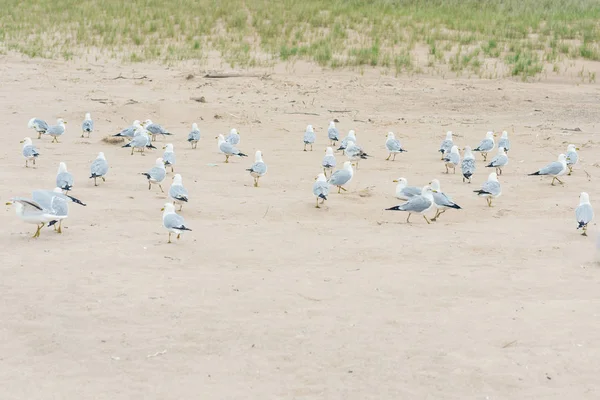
<box><xmin>228</xmin><ymin>112</ymin><xmax>240</xmax><ymax>119</ymax></box>
<box><xmin>584</xmin><ymin>169</ymin><xmax>592</xmax><ymax>181</ymax></box>
<box><xmin>203</xmin><ymin>73</ymin><xmax>271</xmax><ymax>79</ymax></box>
<box><xmin>328</xmin><ymin>110</ymin><xmax>353</xmax><ymax>113</ymax></box>
<box><xmin>262</xmin><ymin>206</ymin><xmax>270</xmax><ymax>218</ymax></box>
<box><xmin>502</xmin><ymin>340</ymin><xmax>517</xmax><ymax>348</ymax></box>
<box><xmin>285</xmin><ymin>112</ymin><xmax>320</xmax><ymax>116</ymax></box>
<box><xmin>147</xmin><ymin>350</ymin><xmax>167</xmax><ymax>358</ymax></box>
<box><xmin>353</xmin><ymin>119</ymin><xmax>367</xmax><ymax>123</ymax></box>
<box><xmin>297</xmin><ymin>293</ymin><xmax>322</xmax><ymax>302</ymax></box>
<box><xmin>112</xmin><ymin>74</ymin><xmax>149</xmax><ymax>80</ymax></box>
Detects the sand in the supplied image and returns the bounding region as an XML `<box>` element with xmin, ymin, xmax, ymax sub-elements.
<box><xmin>1</xmin><ymin>54</ymin><xmax>599</xmax><ymax>399</ymax></box>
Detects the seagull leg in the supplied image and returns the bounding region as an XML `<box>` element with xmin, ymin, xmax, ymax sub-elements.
<box><xmin>393</xmin><ymin>153</ymin><xmax>397</xmax><ymax>161</ymax></box>
<box><xmin>445</xmin><ymin>165</ymin><xmax>449</xmax><ymax>174</ymax></box>
<box><xmin>311</xmin><ymin>144</ymin><xmax>313</xmax><ymax>151</ymax></box>
<box><xmin>551</xmin><ymin>177</ymin><xmax>556</xmax><ymax>186</ymax></box>
<box><xmin>148</xmin><ymin>182</ymin><xmax>151</xmax><ymax>190</ymax></box>
<box><xmin>556</xmin><ymin>177</ymin><xmax>564</xmax><ymax>185</ymax></box>
<box><xmin>168</xmin><ymin>233</ymin><xmax>172</xmax><ymax>243</ymax></box>
<box><xmin>177</xmin><ymin>234</ymin><xmax>181</xmax><ymax>240</ymax></box>
<box><xmin>582</xmin><ymin>226</ymin><xmax>588</xmax><ymax>236</ymax></box>
<box><xmin>568</xmin><ymin>165</ymin><xmax>573</xmax><ymax>175</ymax></box>
<box><xmin>179</xmin><ymin>204</ymin><xmax>183</xmax><ymax>211</ymax></box>
<box><xmin>159</xmin><ymin>184</ymin><xmax>164</xmax><ymax>193</ymax></box>
<box><xmin>25</xmin><ymin>160</ymin><xmax>28</xmax><ymax>168</ymax></box>
<box><xmin>337</xmin><ymin>186</ymin><xmax>341</xmax><ymax>194</ymax></box>
<box><xmin>33</xmin><ymin>223</ymin><xmax>43</xmax><ymax>238</ymax></box>
<box><xmin>406</xmin><ymin>213</ymin><xmax>411</xmax><ymax>223</ymax></box>
<box><xmin>431</xmin><ymin>210</ymin><xmax>441</xmax><ymax>221</ymax></box>
<box><xmin>57</xmin><ymin>221</ymin><xmax>62</xmax><ymax>234</ymax></box>
<box><xmin>225</xmin><ymin>155</ymin><xmax>229</xmax><ymax>163</ymax></box>
<box><xmin>303</xmin><ymin>143</ymin><xmax>307</xmax><ymax>152</ymax></box>
<box><xmin>340</xmin><ymin>186</ymin><xmax>347</xmax><ymax>192</ymax></box>
<box><xmin>315</xmin><ymin>198</ymin><xmax>320</xmax><ymax>208</ymax></box>
<box><xmin>423</xmin><ymin>215</ymin><xmax>431</xmax><ymax>224</ymax></box>
<box><xmin>37</xmin><ymin>132</ymin><xmax>42</xmax><ymax>139</ymax></box>
<box><xmin>386</xmin><ymin>153</ymin><xmax>391</xmax><ymax>161</ymax></box>
<box><xmin>102</xmin><ymin>177</ymin><xmax>106</xmax><ymax>182</ymax></box>
<box><xmin>453</xmin><ymin>166</ymin><xmax>456</xmax><ymax>174</ymax></box>
<box><xmin>131</xmin><ymin>147</ymin><xmax>134</xmax><ymax>155</ymax></box>
<box><xmin>94</xmin><ymin>177</ymin><xmax>98</xmax><ymax>186</ymax></box>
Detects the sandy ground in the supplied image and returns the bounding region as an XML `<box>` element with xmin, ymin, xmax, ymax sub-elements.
<box><xmin>1</xmin><ymin>53</ymin><xmax>600</xmax><ymax>399</ymax></box>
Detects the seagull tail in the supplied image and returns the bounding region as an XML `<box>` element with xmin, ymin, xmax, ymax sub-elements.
<box><xmin>238</xmin><ymin>152</ymin><xmax>248</xmax><ymax>157</ymax></box>
<box><xmin>66</xmin><ymin>194</ymin><xmax>86</xmax><ymax>206</ymax></box>
<box><xmin>146</xmin><ymin>144</ymin><xmax>157</xmax><ymax>149</ymax></box>
<box><xmin>577</xmin><ymin>221</ymin><xmax>587</xmax><ymax>230</ymax></box>
<box><xmin>449</xmin><ymin>203</ymin><xmax>462</xmax><ymax>210</ymax></box>
<box><xmin>122</xmin><ymin>142</ymin><xmax>132</xmax><ymax>148</ymax></box>
<box><xmin>318</xmin><ymin>194</ymin><xmax>327</xmax><ymax>200</ymax></box>
<box><xmin>473</xmin><ymin>190</ymin><xmax>491</xmax><ymax>195</ymax></box>
<box><xmin>177</xmin><ymin>225</ymin><xmax>192</xmax><ymax>231</ymax></box>
<box><xmin>528</xmin><ymin>171</ymin><xmax>541</xmax><ymax>176</ymax></box>
<box><xmin>48</xmin><ymin>220</ymin><xmax>58</xmax><ymax>227</ymax></box>
<box><xmin>140</xmin><ymin>173</ymin><xmax>151</xmax><ymax>179</ymax></box>
<box><xmin>385</xmin><ymin>205</ymin><xmax>404</xmax><ymax>211</ymax></box>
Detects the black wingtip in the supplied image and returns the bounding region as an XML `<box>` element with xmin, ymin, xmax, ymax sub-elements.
<box><xmin>177</xmin><ymin>226</ymin><xmax>192</xmax><ymax>231</ymax></box>
<box><xmin>463</xmin><ymin>173</ymin><xmax>472</xmax><ymax>179</ymax></box>
<box><xmin>245</xmin><ymin>168</ymin><xmax>253</xmax><ymax>172</ymax></box>
<box><xmin>147</xmin><ymin>144</ymin><xmax>157</xmax><ymax>149</ymax></box>
<box><xmin>141</xmin><ymin>173</ymin><xmax>151</xmax><ymax>179</ymax></box>
<box><xmin>577</xmin><ymin>221</ymin><xmax>587</xmax><ymax>229</ymax></box>
<box><xmin>318</xmin><ymin>194</ymin><xmax>327</xmax><ymax>200</ymax></box>
<box><xmin>122</xmin><ymin>143</ymin><xmax>131</xmax><ymax>148</ymax></box>
<box><xmin>66</xmin><ymin>194</ymin><xmax>86</xmax><ymax>206</ymax></box>
<box><xmin>473</xmin><ymin>190</ymin><xmax>491</xmax><ymax>195</ymax></box>
<box><xmin>385</xmin><ymin>205</ymin><xmax>402</xmax><ymax>211</ymax></box>
<box><xmin>528</xmin><ymin>172</ymin><xmax>540</xmax><ymax>176</ymax></box>
<box><xmin>239</xmin><ymin>153</ymin><xmax>248</xmax><ymax>157</ymax></box>
<box><xmin>485</xmin><ymin>163</ymin><xmax>493</xmax><ymax>168</ymax></box>
<box><xmin>450</xmin><ymin>204</ymin><xmax>462</xmax><ymax>210</ymax></box>
<box><xmin>48</xmin><ymin>220</ymin><xmax>58</xmax><ymax>227</ymax></box>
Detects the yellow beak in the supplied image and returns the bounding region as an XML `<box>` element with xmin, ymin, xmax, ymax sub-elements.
<box><xmin>19</xmin><ymin>140</ymin><xmax>24</xmax><ymax>143</ymax></box>
<box><xmin>6</xmin><ymin>201</ymin><xmax>13</xmax><ymax>205</ymax></box>
<box><xmin>576</xmin><ymin>147</ymin><xmax>580</xmax><ymax>150</ymax></box>
<box><xmin>432</xmin><ymin>190</ymin><xmax>438</xmax><ymax>193</ymax></box>
<box><xmin>161</xmin><ymin>207</ymin><xmax>165</xmax><ymax>211</ymax></box>
<box><xmin>392</xmin><ymin>180</ymin><xmax>398</xmax><ymax>183</ymax></box>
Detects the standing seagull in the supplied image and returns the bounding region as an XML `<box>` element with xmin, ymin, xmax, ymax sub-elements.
<box><xmin>143</xmin><ymin>119</ymin><xmax>172</xmax><ymax>141</ymax></box>
<box><xmin>81</xmin><ymin>112</ymin><xmax>94</xmax><ymax>138</ymax></box>
<box><xmin>246</xmin><ymin>150</ymin><xmax>268</xmax><ymax>187</ymax></box>
<box><xmin>141</xmin><ymin>158</ymin><xmax>167</xmax><ymax>193</ymax></box>
<box><xmin>322</xmin><ymin>147</ymin><xmax>337</xmax><ymax>177</ymax></box>
<box><xmin>20</xmin><ymin>137</ymin><xmax>40</xmax><ymax>167</ymax></box>
<box><xmin>429</xmin><ymin>179</ymin><xmax>461</xmax><ymax>221</ymax></box>
<box><xmin>575</xmin><ymin>192</ymin><xmax>594</xmax><ymax>236</ymax></box>
<box><xmin>385</xmin><ymin>132</ymin><xmax>407</xmax><ymax>161</ymax></box>
<box><xmin>485</xmin><ymin>147</ymin><xmax>509</xmax><ymax>175</ymax></box>
<box><xmin>385</xmin><ymin>185</ymin><xmax>437</xmax><ymax>224</ymax></box>
<box><xmin>226</xmin><ymin>128</ymin><xmax>240</xmax><ymax>145</ymax></box>
<box><xmin>303</xmin><ymin>124</ymin><xmax>316</xmax><ymax>151</ymax></box>
<box><xmin>89</xmin><ymin>152</ymin><xmax>109</xmax><ymax>186</ymax></box>
<box><xmin>5</xmin><ymin>197</ymin><xmax>57</xmax><ymax>238</ymax></box>
<box><xmin>328</xmin><ymin>121</ymin><xmax>339</xmax><ymax>146</ymax></box>
<box><xmin>393</xmin><ymin>177</ymin><xmax>422</xmax><ymax>201</ymax></box>
<box><xmin>47</xmin><ymin>118</ymin><xmax>67</xmax><ymax>143</ymax></box>
<box><xmin>498</xmin><ymin>130</ymin><xmax>510</xmax><ymax>152</ymax></box>
<box><xmin>113</xmin><ymin>120</ymin><xmax>142</xmax><ymax>138</ymax></box>
<box><xmin>28</xmin><ymin>118</ymin><xmax>49</xmax><ymax>139</ymax></box>
<box><xmin>187</xmin><ymin>123</ymin><xmax>201</xmax><ymax>149</ymax></box>
<box><xmin>566</xmin><ymin>144</ymin><xmax>579</xmax><ymax>175</ymax></box>
<box><xmin>345</xmin><ymin>139</ymin><xmax>369</xmax><ymax>169</ymax></box>
<box><xmin>338</xmin><ymin>130</ymin><xmax>357</xmax><ymax>154</ymax></box>
<box><xmin>168</xmin><ymin>174</ymin><xmax>189</xmax><ymax>211</ymax></box>
<box><xmin>35</xmin><ymin>188</ymin><xmax>86</xmax><ymax>234</ymax></box>
<box><xmin>56</xmin><ymin>162</ymin><xmax>74</xmax><ymax>193</ymax></box>
<box><xmin>217</xmin><ymin>134</ymin><xmax>247</xmax><ymax>163</ymax></box>
<box><xmin>328</xmin><ymin>161</ymin><xmax>354</xmax><ymax>193</ymax></box>
<box><xmin>161</xmin><ymin>203</ymin><xmax>192</xmax><ymax>243</ymax></box>
<box><xmin>313</xmin><ymin>173</ymin><xmax>330</xmax><ymax>208</ymax></box>
<box><xmin>443</xmin><ymin>145</ymin><xmax>460</xmax><ymax>174</ymax></box>
<box><xmin>473</xmin><ymin>131</ymin><xmax>495</xmax><ymax>161</ymax></box>
<box><xmin>528</xmin><ymin>154</ymin><xmax>568</xmax><ymax>186</ymax></box>
<box><xmin>122</xmin><ymin>129</ymin><xmax>156</xmax><ymax>155</ymax></box>
<box><xmin>439</xmin><ymin>131</ymin><xmax>453</xmax><ymax>160</ymax></box>
<box><xmin>461</xmin><ymin>146</ymin><xmax>476</xmax><ymax>183</ymax></box>
<box><xmin>474</xmin><ymin>172</ymin><xmax>502</xmax><ymax>207</ymax></box>
<box><xmin>162</xmin><ymin>143</ymin><xmax>176</xmax><ymax>173</ymax></box>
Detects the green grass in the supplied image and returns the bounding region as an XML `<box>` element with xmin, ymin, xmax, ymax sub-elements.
<box><xmin>1</xmin><ymin>0</ymin><xmax>599</xmax><ymax>79</ymax></box>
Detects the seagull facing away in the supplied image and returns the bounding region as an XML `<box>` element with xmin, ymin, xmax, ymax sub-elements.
<box><xmin>303</xmin><ymin>124</ymin><xmax>316</xmax><ymax>151</ymax></box>
<box><xmin>338</xmin><ymin>130</ymin><xmax>357</xmax><ymax>155</ymax></box>
<box><xmin>28</xmin><ymin>118</ymin><xmax>49</xmax><ymax>139</ymax></box>
<box><xmin>385</xmin><ymin>185</ymin><xmax>437</xmax><ymax>224</ymax></box>
<box><xmin>385</xmin><ymin>132</ymin><xmax>407</xmax><ymax>161</ymax></box>
<box><xmin>226</xmin><ymin>128</ymin><xmax>240</xmax><ymax>145</ymax></box>
<box><xmin>473</xmin><ymin>131</ymin><xmax>496</xmax><ymax>161</ymax></box>
<box><xmin>528</xmin><ymin>153</ymin><xmax>568</xmax><ymax>186</ymax></box>
<box><xmin>161</xmin><ymin>202</ymin><xmax>192</xmax><ymax>243</ymax></box>
<box><xmin>393</xmin><ymin>177</ymin><xmax>422</xmax><ymax>201</ymax></box>
<box><xmin>322</xmin><ymin>147</ymin><xmax>337</xmax><ymax>177</ymax></box>
<box><xmin>122</xmin><ymin>128</ymin><xmax>156</xmax><ymax>155</ymax></box>
<box><xmin>162</xmin><ymin>143</ymin><xmax>176</xmax><ymax>173</ymax></box>
<box><xmin>443</xmin><ymin>145</ymin><xmax>460</xmax><ymax>174</ymax></box>
<box><xmin>141</xmin><ymin>157</ymin><xmax>167</xmax><ymax>193</ymax></box>
<box><xmin>485</xmin><ymin>146</ymin><xmax>509</xmax><ymax>175</ymax></box>
<box><xmin>81</xmin><ymin>112</ymin><xmax>94</xmax><ymax>138</ymax></box>
<box><xmin>345</xmin><ymin>139</ymin><xmax>369</xmax><ymax>169</ymax></box>
<box><xmin>188</xmin><ymin>123</ymin><xmax>201</xmax><ymax>149</ymax></box>
<box><xmin>56</xmin><ymin>162</ymin><xmax>74</xmax><ymax>193</ymax></box>
<box><xmin>246</xmin><ymin>150</ymin><xmax>268</xmax><ymax>187</ymax></box>
<box><xmin>313</xmin><ymin>173</ymin><xmax>330</xmax><ymax>208</ymax></box>
<box><xmin>38</xmin><ymin>188</ymin><xmax>87</xmax><ymax>234</ymax></box>
<box><xmin>498</xmin><ymin>130</ymin><xmax>510</xmax><ymax>152</ymax></box>
<box><xmin>169</xmin><ymin>174</ymin><xmax>189</xmax><ymax>211</ymax></box>
<box><xmin>47</xmin><ymin>118</ymin><xmax>67</xmax><ymax>143</ymax></box>
<box><xmin>328</xmin><ymin>161</ymin><xmax>354</xmax><ymax>193</ymax></box>
<box><xmin>20</xmin><ymin>137</ymin><xmax>39</xmax><ymax>168</ymax></box>
<box><xmin>429</xmin><ymin>179</ymin><xmax>461</xmax><ymax>221</ymax></box>
<box><xmin>575</xmin><ymin>192</ymin><xmax>594</xmax><ymax>236</ymax></box>
<box><xmin>566</xmin><ymin>144</ymin><xmax>579</xmax><ymax>175</ymax></box>
<box><xmin>439</xmin><ymin>131</ymin><xmax>453</xmax><ymax>160</ymax></box>
<box><xmin>474</xmin><ymin>172</ymin><xmax>502</xmax><ymax>207</ymax></box>
<box><xmin>461</xmin><ymin>146</ymin><xmax>476</xmax><ymax>183</ymax></box>
<box><xmin>328</xmin><ymin>121</ymin><xmax>339</xmax><ymax>146</ymax></box>
<box><xmin>217</xmin><ymin>134</ymin><xmax>247</xmax><ymax>163</ymax></box>
<box><xmin>143</xmin><ymin>119</ymin><xmax>172</xmax><ymax>141</ymax></box>
<box><xmin>90</xmin><ymin>152</ymin><xmax>109</xmax><ymax>186</ymax></box>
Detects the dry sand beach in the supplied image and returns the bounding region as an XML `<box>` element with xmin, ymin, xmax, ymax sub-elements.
<box><xmin>1</xmin><ymin>53</ymin><xmax>600</xmax><ymax>399</ymax></box>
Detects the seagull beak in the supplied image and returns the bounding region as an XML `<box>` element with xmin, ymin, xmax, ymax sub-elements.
<box><xmin>19</xmin><ymin>140</ymin><xmax>24</xmax><ymax>143</ymax></box>
<box><xmin>214</xmin><ymin>136</ymin><xmax>218</xmax><ymax>139</ymax></box>
<box><xmin>5</xmin><ymin>201</ymin><xmax>12</xmax><ymax>205</ymax></box>
<box><xmin>63</xmin><ymin>121</ymin><xmax>68</xmax><ymax>124</ymax></box>
<box><xmin>162</xmin><ymin>146</ymin><xmax>166</xmax><ymax>149</ymax></box>
<box><xmin>392</xmin><ymin>180</ymin><xmax>398</xmax><ymax>182</ymax></box>
<box><xmin>576</xmin><ymin>147</ymin><xmax>580</xmax><ymax>150</ymax></box>
<box><xmin>432</xmin><ymin>190</ymin><xmax>438</xmax><ymax>193</ymax></box>
<box><xmin>160</xmin><ymin>207</ymin><xmax>165</xmax><ymax>211</ymax></box>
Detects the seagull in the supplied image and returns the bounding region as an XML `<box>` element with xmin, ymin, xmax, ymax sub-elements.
<box><xmin>162</xmin><ymin>143</ymin><xmax>176</xmax><ymax>173</ymax></box>
<box><xmin>246</xmin><ymin>150</ymin><xmax>268</xmax><ymax>187</ymax></box>
<box><xmin>473</xmin><ymin>131</ymin><xmax>496</xmax><ymax>161</ymax></box>
<box><xmin>81</xmin><ymin>112</ymin><xmax>94</xmax><ymax>138</ymax></box>
<box><xmin>6</xmin><ymin>197</ymin><xmax>57</xmax><ymax>238</ymax></box>
<box><xmin>143</xmin><ymin>119</ymin><xmax>172</xmax><ymax>141</ymax></box>
<box><xmin>461</xmin><ymin>146</ymin><xmax>476</xmax><ymax>183</ymax></box>
<box><xmin>20</xmin><ymin>137</ymin><xmax>39</xmax><ymax>168</ymax></box>
<box><xmin>187</xmin><ymin>123</ymin><xmax>201</xmax><ymax>149</ymax></box>
<box><xmin>28</xmin><ymin>118</ymin><xmax>49</xmax><ymax>139</ymax></box>
<box><xmin>393</xmin><ymin>177</ymin><xmax>422</xmax><ymax>201</ymax></box>
<box><xmin>113</xmin><ymin>120</ymin><xmax>142</xmax><ymax>138</ymax></box>
<box><xmin>443</xmin><ymin>145</ymin><xmax>460</xmax><ymax>174</ymax></box>
<box><xmin>439</xmin><ymin>131</ymin><xmax>453</xmax><ymax>160</ymax></box>
<box><xmin>225</xmin><ymin>128</ymin><xmax>240</xmax><ymax>145</ymax></box>
<box><xmin>161</xmin><ymin>203</ymin><xmax>192</xmax><ymax>243</ymax></box>
<box><xmin>566</xmin><ymin>144</ymin><xmax>579</xmax><ymax>175</ymax></box>
<box><xmin>90</xmin><ymin>152</ymin><xmax>109</xmax><ymax>186</ymax></box>
<box><xmin>345</xmin><ymin>139</ymin><xmax>369</xmax><ymax>169</ymax></box>
<box><xmin>498</xmin><ymin>130</ymin><xmax>510</xmax><ymax>152</ymax></box>
<box><xmin>485</xmin><ymin>147</ymin><xmax>509</xmax><ymax>175</ymax></box>
<box><xmin>56</xmin><ymin>162</ymin><xmax>74</xmax><ymax>193</ymax></box>
<box><xmin>474</xmin><ymin>172</ymin><xmax>502</xmax><ymax>207</ymax></box>
<box><xmin>328</xmin><ymin>161</ymin><xmax>354</xmax><ymax>193</ymax></box>
<box><xmin>528</xmin><ymin>154</ymin><xmax>568</xmax><ymax>186</ymax></box>
<box><xmin>322</xmin><ymin>147</ymin><xmax>337</xmax><ymax>177</ymax></box>
<box><xmin>168</xmin><ymin>174</ymin><xmax>189</xmax><ymax>211</ymax></box>
<box><xmin>36</xmin><ymin>188</ymin><xmax>86</xmax><ymax>234</ymax></box>
<box><xmin>338</xmin><ymin>130</ymin><xmax>357</xmax><ymax>155</ymax></box>
<box><xmin>575</xmin><ymin>192</ymin><xmax>594</xmax><ymax>236</ymax></box>
<box><xmin>385</xmin><ymin>185</ymin><xmax>437</xmax><ymax>224</ymax></box>
<box><xmin>385</xmin><ymin>132</ymin><xmax>407</xmax><ymax>161</ymax></box>
<box><xmin>313</xmin><ymin>173</ymin><xmax>330</xmax><ymax>208</ymax></box>
<box><xmin>328</xmin><ymin>121</ymin><xmax>339</xmax><ymax>146</ymax></box>
<box><xmin>122</xmin><ymin>128</ymin><xmax>156</xmax><ymax>155</ymax></box>
<box><xmin>141</xmin><ymin>157</ymin><xmax>167</xmax><ymax>192</ymax></box>
<box><xmin>47</xmin><ymin>118</ymin><xmax>67</xmax><ymax>143</ymax></box>
<box><xmin>303</xmin><ymin>124</ymin><xmax>316</xmax><ymax>151</ymax></box>
<box><xmin>217</xmin><ymin>134</ymin><xmax>247</xmax><ymax>163</ymax></box>
<box><xmin>429</xmin><ymin>179</ymin><xmax>461</xmax><ymax>221</ymax></box>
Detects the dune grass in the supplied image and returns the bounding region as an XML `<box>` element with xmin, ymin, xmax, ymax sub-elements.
<box><xmin>1</xmin><ymin>0</ymin><xmax>599</xmax><ymax>79</ymax></box>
